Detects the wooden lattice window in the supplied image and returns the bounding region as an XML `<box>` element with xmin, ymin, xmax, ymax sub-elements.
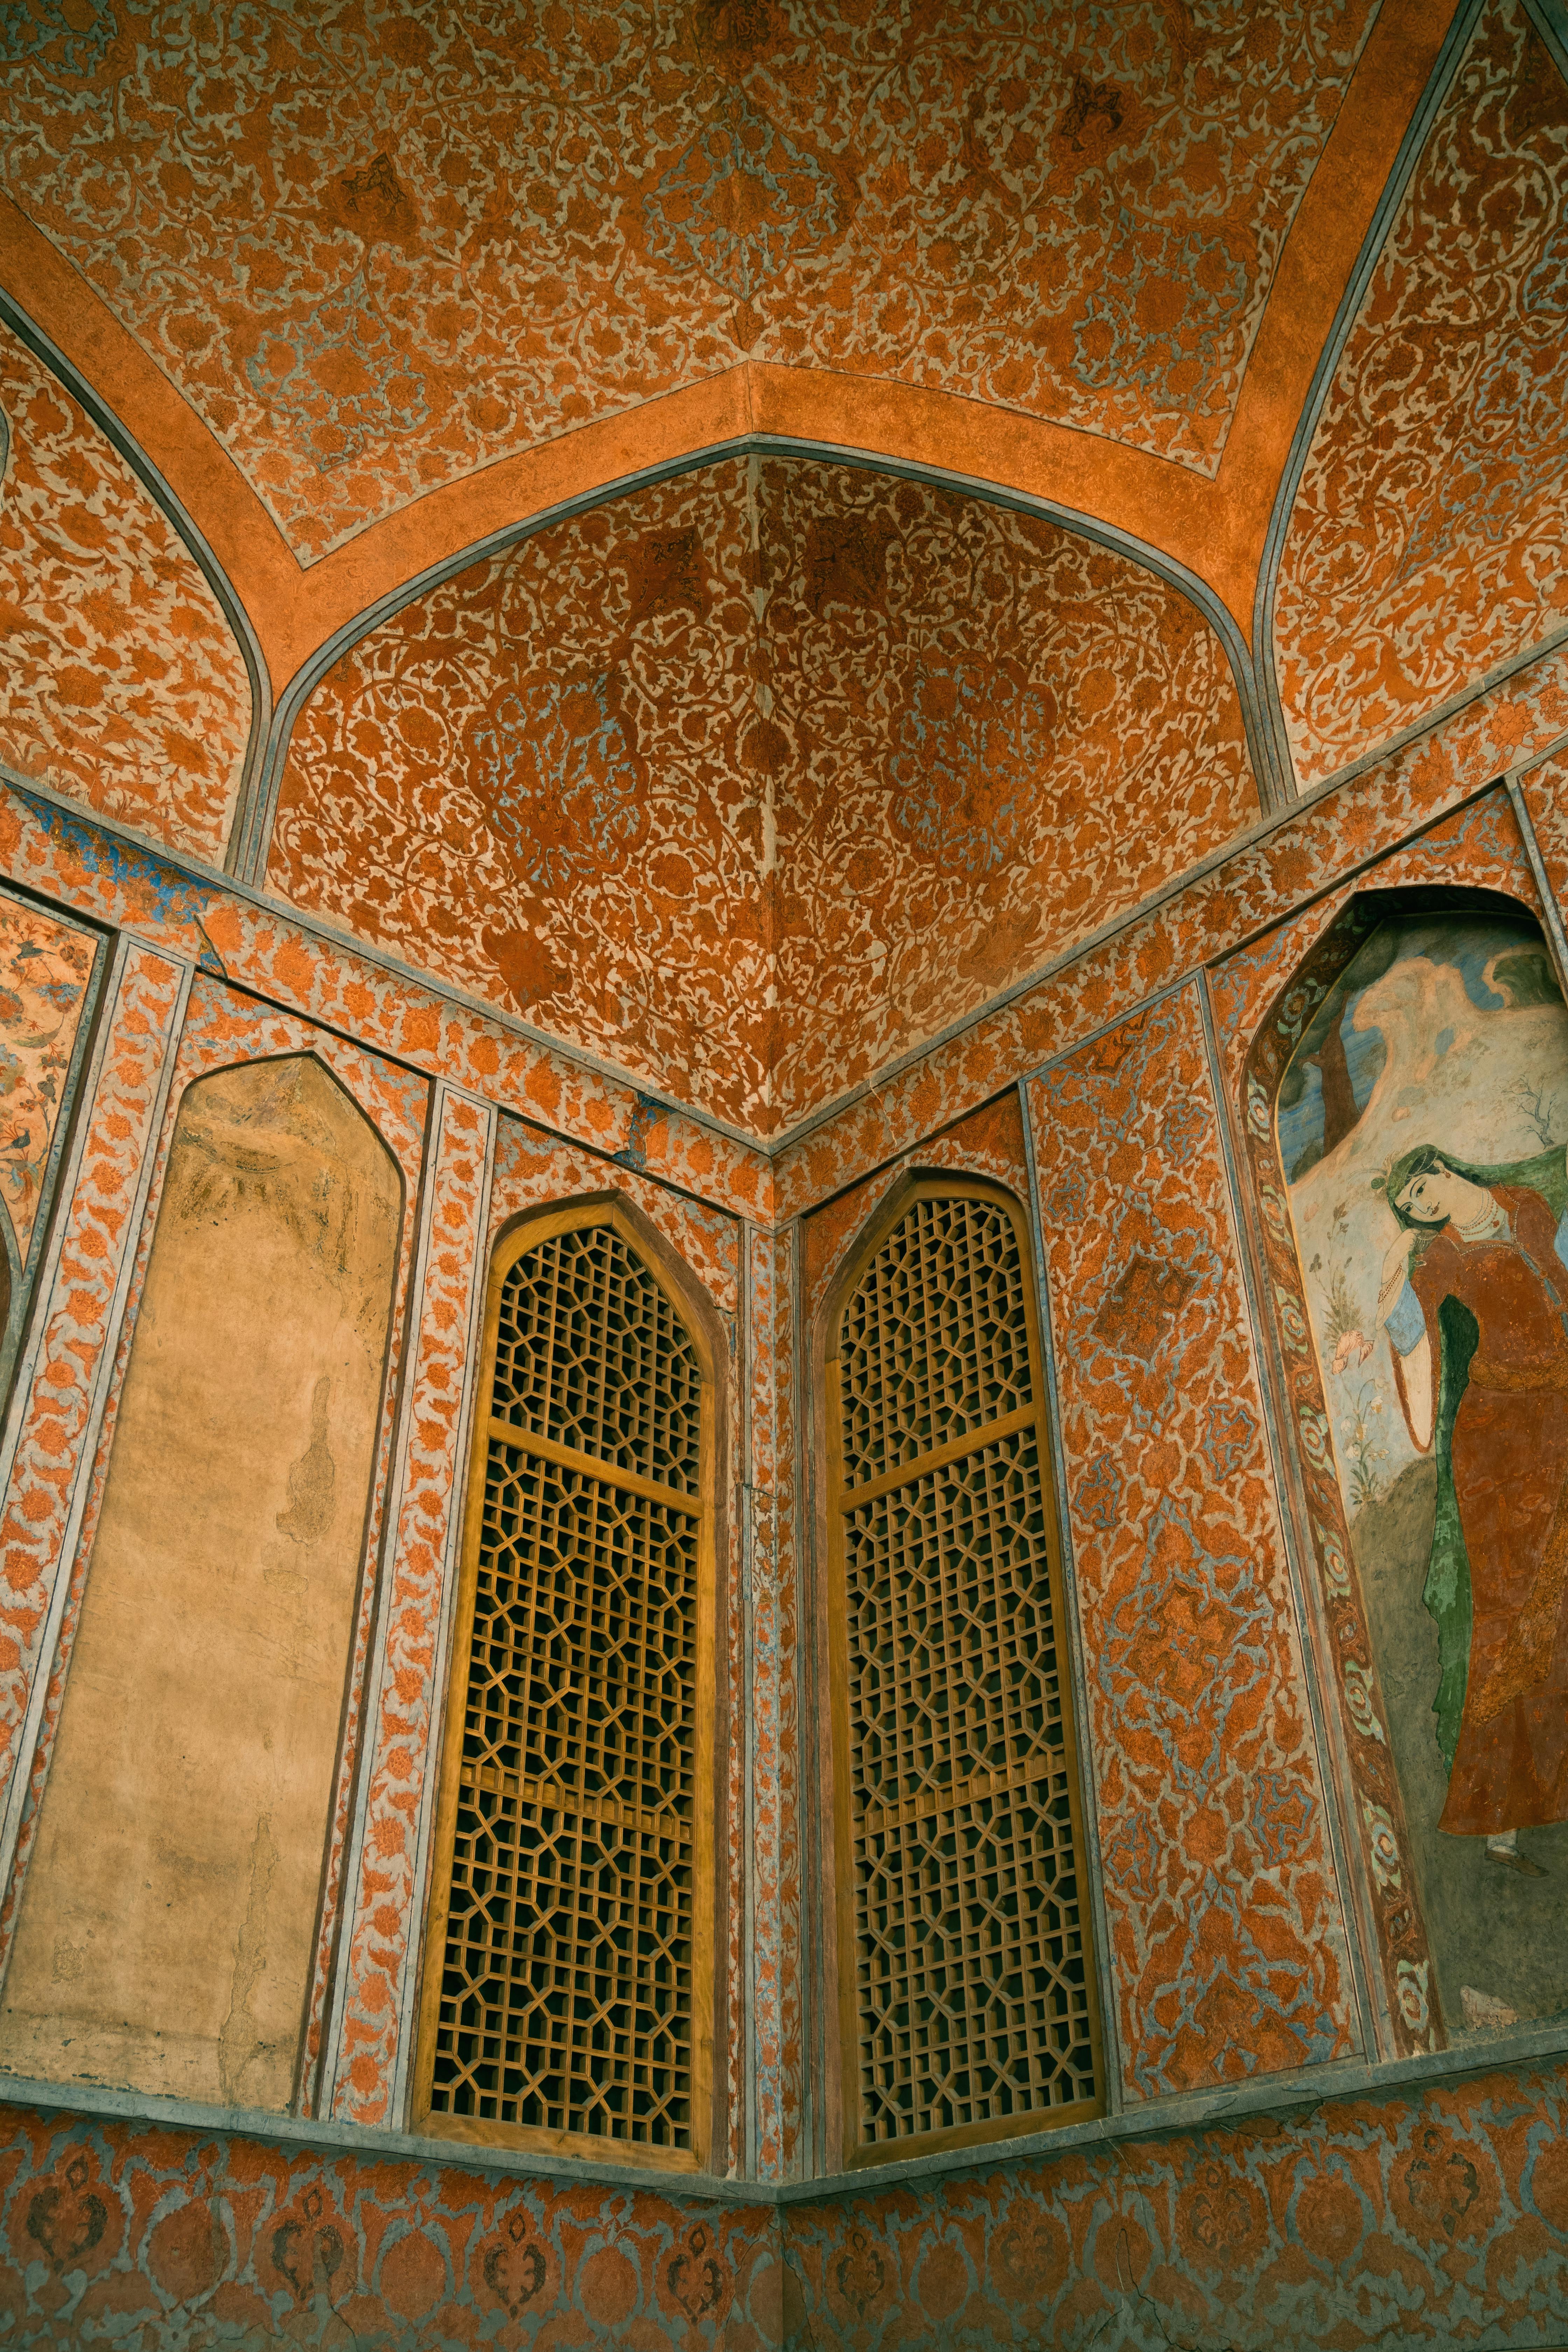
<box><xmin>826</xmin><ymin>1181</ymin><xmax>1102</xmax><ymax>2160</ymax></box>
<box><xmin>415</xmin><ymin>1205</ymin><xmax>715</xmax><ymax>2165</ymax></box>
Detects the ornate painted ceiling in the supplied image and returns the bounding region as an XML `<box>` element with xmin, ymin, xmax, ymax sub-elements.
<box><xmin>2</xmin><ymin>0</ymin><xmax>1378</xmax><ymax>561</ymax></box>
<box><xmin>0</xmin><ymin>0</ymin><xmax>1565</xmax><ymax>1139</ymax></box>
<box><xmin>270</xmin><ymin>455</ymin><xmax>1254</xmax><ymax>1132</ymax></box>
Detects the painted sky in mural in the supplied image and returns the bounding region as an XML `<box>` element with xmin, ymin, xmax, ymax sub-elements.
<box><xmin>1284</xmin><ymin>909</ymin><xmax>1568</xmax><ymax>2031</ymax></box>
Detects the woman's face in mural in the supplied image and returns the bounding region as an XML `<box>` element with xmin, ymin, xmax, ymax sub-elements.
<box><xmin>1394</xmin><ymin>1164</ymin><xmax>1493</xmax><ymax>1229</ymax></box>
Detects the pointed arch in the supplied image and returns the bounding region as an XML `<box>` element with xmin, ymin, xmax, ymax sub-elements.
<box><xmin>820</xmin><ymin>1172</ymin><xmax>1103</xmax><ymax>2165</ymax></box>
<box><xmin>414</xmin><ymin>1195</ymin><xmax>721</xmax><ymax>2168</ymax></box>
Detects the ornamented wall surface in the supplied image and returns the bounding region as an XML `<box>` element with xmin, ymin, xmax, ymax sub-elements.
<box><xmin>0</xmin><ymin>321</ymin><xmax>252</xmax><ymax>861</ymax></box>
<box><xmin>1028</xmin><ymin>984</ymin><xmax>1361</xmax><ymax>2096</ymax></box>
<box><xmin>272</xmin><ymin>455</ymin><xmax>1255</xmax><ymax>1134</ymax></box>
<box><xmin>1275</xmin><ymin>0</ymin><xmax>1568</xmax><ymax>787</ymax></box>
<box><xmin>2</xmin><ymin>20</ymin><xmax>1568</xmax><ymax>2334</ymax></box>
<box><xmin>0</xmin><ymin>610</ymin><xmax>1562</xmax><ymax>2351</ymax></box>
<box><xmin>0</xmin><ymin>0</ymin><xmax>1375</xmax><ymax>559</ymax></box>
<box><xmin>7</xmin><ymin>2047</ymin><xmax>1568</xmax><ymax>2347</ymax></box>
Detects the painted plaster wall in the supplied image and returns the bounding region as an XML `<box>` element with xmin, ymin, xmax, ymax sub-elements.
<box><xmin>1275</xmin><ymin>0</ymin><xmax>1568</xmax><ymax>788</ymax></box>
<box><xmin>0</xmin><ymin>1057</ymin><xmax>401</xmax><ymax>2111</ymax></box>
<box><xmin>0</xmin><ymin>320</ymin><xmax>252</xmax><ymax>863</ymax></box>
<box><xmin>0</xmin><ymin>534</ymin><xmax>1563</xmax><ymax>2349</ymax></box>
<box><xmin>5</xmin><ymin>2050</ymin><xmax>1568</xmax><ymax>2347</ymax></box>
<box><xmin>0</xmin><ymin>1</ymin><xmax>1375</xmax><ymax>559</ymax></box>
<box><xmin>270</xmin><ymin>456</ymin><xmax>1255</xmax><ymax>1135</ymax></box>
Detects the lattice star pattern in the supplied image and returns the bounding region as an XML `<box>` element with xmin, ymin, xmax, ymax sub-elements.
<box><xmin>839</xmin><ymin>1195</ymin><xmax>1034</xmax><ymax>1491</ymax></box>
<box><xmin>837</xmin><ymin>1195</ymin><xmax>1097</xmax><ymax>2147</ymax></box>
<box><xmin>430</xmin><ymin>1226</ymin><xmax>701</xmax><ymax>2149</ymax></box>
<box><xmin>493</xmin><ymin>1225</ymin><xmax>702</xmax><ymax>1495</ymax></box>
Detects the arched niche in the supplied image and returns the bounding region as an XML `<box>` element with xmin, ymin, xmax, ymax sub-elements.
<box><xmin>1242</xmin><ymin>886</ymin><xmax>1568</xmax><ymax>2045</ymax></box>
<box><xmin>0</xmin><ymin>1054</ymin><xmax>401</xmax><ymax>2108</ymax></box>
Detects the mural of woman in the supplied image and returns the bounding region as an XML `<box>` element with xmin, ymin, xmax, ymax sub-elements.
<box><xmin>1378</xmin><ymin>1142</ymin><xmax>1568</xmax><ymax>1876</ymax></box>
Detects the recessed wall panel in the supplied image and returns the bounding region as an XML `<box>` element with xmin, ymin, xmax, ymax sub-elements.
<box><xmin>0</xmin><ymin>1054</ymin><xmax>400</xmax><ymax>2108</ymax></box>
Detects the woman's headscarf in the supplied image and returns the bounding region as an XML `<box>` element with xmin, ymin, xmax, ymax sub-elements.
<box><xmin>1380</xmin><ymin>1141</ymin><xmax>1568</xmax><ymax>1237</ymax></box>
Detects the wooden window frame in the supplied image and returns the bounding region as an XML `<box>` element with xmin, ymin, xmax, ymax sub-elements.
<box><xmin>822</xmin><ymin>1173</ymin><xmax>1105</xmax><ymax>2169</ymax></box>
<box><xmin>412</xmin><ymin>1198</ymin><xmax>719</xmax><ymax>2172</ymax></box>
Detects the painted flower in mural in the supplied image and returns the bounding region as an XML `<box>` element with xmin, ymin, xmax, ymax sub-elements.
<box><xmin>1396</xmin><ymin>1959</ymin><xmax>1432</xmax><ymax>2037</ymax></box>
<box><xmin>1313</xmin><ymin>1518</ymin><xmax>1352</xmax><ymax>1599</ymax></box>
<box><xmin>1296</xmin><ymin>1405</ymin><xmax>1332</xmax><ymax>1477</ymax></box>
<box><xmin>1274</xmin><ymin>1284</ymin><xmax>1310</xmax><ymax>1353</ymax></box>
<box><xmin>888</xmin><ymin>655</ymin><xmax>1058</xmax><ymax>878</ymax></box>
<box><xmin>1360</xmin><ymin>1800</ymin><xmax>1403</xmax><ymax>1894</ymax></box>
<box><xmin>466</xmin><ymin>675</ymin><xmax>648</xmax><ymax>895</ymax></box>
<box><xmin>1342</xmin><ymin>1661</ymin><xmax>1386</xmax><ymax>1746</ymax></box>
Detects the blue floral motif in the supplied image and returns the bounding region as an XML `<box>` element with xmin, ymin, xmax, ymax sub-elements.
<box><xmin>1522</xmin><ymin>223</ymin><xmax>1568</xmax><ymax>320</ymax></box>
<box><xmin>1129</xmin><ymin>1891</ymin><xmax>1338</xmax><ymax>2098</ymax></box>
<box><xmin>643</xmin><ymin>92</ymin><xmax>847</xmax><ymax>303</ymax></box>
<box><xmin>613</xmin><ymin>1093</ymin><xmax>669</xmax><ymax>1174</ymax></box>
<box><xmin>1078</xmin><ymin>1452</ymin><xmax>1122</xmax><ymax>1533</ymax></box>
<box><xmin>887</xmin><ymin>658</ymin><xmax>1055</xmax><ymax>879</ymax></box>
<box><xmin>1160</xmin><ymin>1096</ymin><xmax>1206</xmax><ymax>1160</ymax></box>
<box><xmin>1047</xmin><ymin>1165</ymin><xmax>1088</xmax><ymax>1226</ymax></box>
<box><xmin>1098</xmin><ymin>1498</ymin><xmax>1270</xmax><ymax>1794</ymax></box>
<box><xmin>1102</xmin><ymin>1808</ymin><xmax>1159</xmax><ymax>1906</ymax></box>
<box><xmin>467</xmin><ymin>676</ymin><xmax>646</xmax><ymax>895</ymax></box>
<box><xmin>1201</xmin><ymin>1396</ymin><xmax>1258</xmax><ymax>1482</ymax></box>
<box><xmin>0</xmin><ymin>0</ymin><xmax>116</xmax><ymax>76</ymax></box>
<box><xmin>1250</xmin><ymin>1771</ymin><xmax>1317</xmax><ymax>1865</ymax></box>
<box><xmin>5</xmin><ymin>783</ymin><xmax>212</xmax><ymax>932</ymax></box>
<box><xmin>246</xmin><ymin>273</ymin><xmax>429</xmax><ymax>475</ymax></box>
<box><xmin>1072</xmin><ymin>221</ymin><xmax>1249</xmax><ymax>409</ymax></box>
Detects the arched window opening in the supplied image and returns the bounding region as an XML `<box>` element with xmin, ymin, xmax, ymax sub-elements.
<box><xmin>827</xmin><ymin>1182</ymin><xmax>1102</xmax><ymax>2160</ymax></box>
<box><xmin>416</xmin><ymin>1206</ymin><xmax>715</xmax><ymax>2164</ymax></box>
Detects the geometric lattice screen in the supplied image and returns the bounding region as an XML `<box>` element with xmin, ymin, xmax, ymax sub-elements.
<box><xmin>834</xmin><ymin>1189</ymin><xmax>1100</xmax><ymax>2149</ymax></box>
<box><xmin>424</xmin><ymin>1220</ymin><xmax>704</xmax><ymax>2152</ymax></box>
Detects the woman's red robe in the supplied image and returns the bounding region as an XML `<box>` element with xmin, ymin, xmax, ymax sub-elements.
<box><xmin>1393</xmin><ymin>1185</ymin><xmax>1568</xmax><ymax>1836</ymax></box>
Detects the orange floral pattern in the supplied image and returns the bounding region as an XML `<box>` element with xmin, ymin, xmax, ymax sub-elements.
<box><xmin>272</xmin><ymin>457</ymin><xmax>1256</xmax><ymax>1135</ymax></box>
<box><xmin>0</xmin><ymin>889</ymin><xmax>96</xmax><ymax>1267</ymax></box>
<box><xmin>490</xmin><ymin>1115</ymin><xmax>741</xmax><ymax>1315</ymax></box>
<box><xmin>0</xmin><ymin>780</ymin><xmax>776</xmax><ymax>1221</ymax></box>
<box><xmin>328</xmin><ymin>1084</ymin><xmax>493</xmax><ymax>2130</ymax></box>
<box><xmin>0</xmin><ymin>322</ymin><xmax>251</xmax><ymax>861</ymax></box>
<box><xmin>1275</xmin><ymin>0</ymin><xmax>1568</xmax><ymax>786</ymax></box>
<box><xmin>5</xmin><ymin>2052</ymin><xmax>1568</xmax><ymax>2344</ymax></box>
<box><xmin>0</xmin><ymin>945</ymin><xmax>186</xmax><ymax>1866</ymax></box>
<box><xmin>774</xmin><ymin>639</ymin><xmax>1568</xmax><ymax>1221</ymax></box>
<box><xmin>1029</xmin><ymin>984</ymin><xmax>1355</xmax><ymax>2097</ymax></box>
<box><xmin>763</xmin><ymin>465</ymin><xmax>1255</xmax><ymax>1123</ymax></box>
<box><xmin>0</xmin><ymin>0</ymin><xmax>1372</xmax><ymax>558</ymax></box>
